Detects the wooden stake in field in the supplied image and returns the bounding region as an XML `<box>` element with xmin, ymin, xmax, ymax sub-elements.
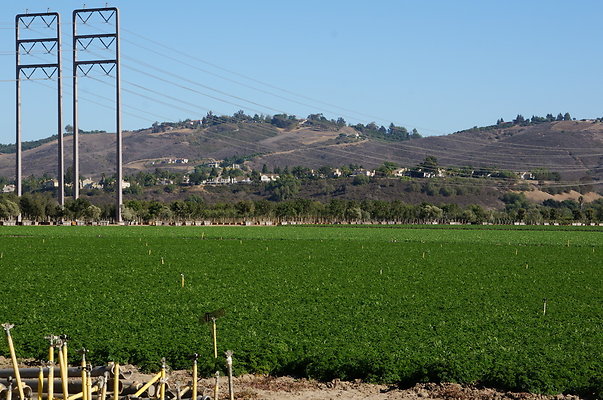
<box><xmin>543</xmin><ymin>298</ymin><xmax>547</xmax><ymax>315</ymax></box>
<box><xmin>180</xmin><ymin>274</ymin><xmax>185</xmax><ymax>288</ymax></box>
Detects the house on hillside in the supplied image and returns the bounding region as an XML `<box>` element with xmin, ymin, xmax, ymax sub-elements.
<box><xmin>518</xmin><ymin>171</ymin><xmax>535</xmax><ymax>180</ymax></box>
<box><xmin>393</xmin><ymin>168</ymin><xmax>409</xmax><ymax>177</ymax></box>
<box><xmin>406</xmin><ymin>170</ymin><xmax>434</xmax><ymax>178</ymax></box>
<box><xmin>81</xmin><ymin>178</ymin><xmax>103</xmax><ymax>189</ymax></box>
<box><xmin>187</xmin><ymin>120</ymin><xmax>202</xmax><ymax>128</ymax></box>
<box><xmin>204</xmin><ymin>161</ymin><xmax>221</xmax><ymax>168</ymax></box>
<box><xmin>205</xmin><ymin>176</ymin><xmax>236</xmax><ymax>185</ymax></box>
<box><xmin>351</xmin><ymin>169</ymin><xmax>375</xmax><ymax>177</ymax></box>
<box><xmin>2</xmin><ymin>184</ymin><xmax>15</xmax><ymax>193</ymax></box>
<box><xmin>260</xmin><ymin>174</ymin><xmax>280</xmax><ymax>182</ymax></box>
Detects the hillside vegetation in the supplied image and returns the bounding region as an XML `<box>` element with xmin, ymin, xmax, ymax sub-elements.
<box><xmin>1</xmin><ymin>113</ymin><xmax>601</xmax><ymax>184</ymax></box>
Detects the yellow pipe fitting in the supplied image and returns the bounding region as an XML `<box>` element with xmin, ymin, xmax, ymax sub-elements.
<box><xmin>37</xmin><ymin>368</ymin><xmax>43</xmax><ymax>400</ymax></box>
<box><xmin>2</xmin><ymin>324</ymin><xmax>25</xmax><ymax>400</ymax></box>
<box><xmin>67</xmin><ymin>386</ymin><xmax>98</xmax><ymax>400</ymax></box>
<box><xmin>48</xmin><ymin>345</ymin><xmax>54</xmax><ymax>400</ymax></box>
<box><xmin>100</xmin><ymin>373</ymin><xmax>108</xmax><ymax>400</ymax></box>
<box><xmin>62</xmin><ymin>342</ymin><xmax>68</xmax><ymax>368</ymax></box>
<box><xmin>131</xmin><ymin>371</ymin><xmax>162</xmax><ymax>398</ymax></box>
<box><xmin>80</xmin><ymin>356</ymin><xmax>87</xmax><ymax>400</ymax></box>
<box><xmin>178</xmin><ymin>387</ymin><xmax>190</xmax><ymax>398</ymax></box>
<box><xmin>213</xmin><ymin>371</ymin><xmax>219</xmax><ymax>400</ymax></box>
<box><xmin>159</xmin><ymin>364</ymin><xmax>166</xmax><ymax>400</ymax></box>
<box><xmin>191</xmin><ymin>359</ymin><xmax>197</xmax><ymax>400</ymax></box>
<box><xmin>58</xmin><ymin>345</ymin><xmax>69</xmax><ymax>400</ymax></box>
<box><xmin>212</xmin><ymin>319</ymin><xmax>218</xmax><ymax>359</ymax></box>
<box><xmin>113</xmin><ymin>363</ymin><xmax>119</xmax><ymax>400</ymax></box>
<box><xmin>86</xmin><ymin>369</ymin><xmax>92</xmax><ymax>400</ymax></box>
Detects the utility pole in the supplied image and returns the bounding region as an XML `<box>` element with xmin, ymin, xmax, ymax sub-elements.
<box><xmin>15</xmin><ymin>12</ymin><xmax>64</xmax><ymax>209</ymax></box>
<box><xmin>72</xmin><ymin>7</ymin><xmax>122</xmax><ymax>222</ymax></box>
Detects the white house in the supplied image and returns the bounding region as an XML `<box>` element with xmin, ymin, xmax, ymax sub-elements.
<box><xmin>393</xmin><ymin>168</ymin><xmax>408</xmax><ymax>177</ymax></box>
<box><xmin>260</xmin><ymin>174</ymin><xmax>280</xmax><ymax>182</ymax></box>
<box><xmin>205</xmin><ymin>161</ymin><xmax>221</xmax><ymax>168</ymax></box>
<box><xmin>80</xmin><ymin>178</ymin><xmax>99</xmax><ymax>189</ymax></box>
<box><xmin>351</xmin><ymin>169</ymin><xmax>375</xmax><ymax>177</ymax></box>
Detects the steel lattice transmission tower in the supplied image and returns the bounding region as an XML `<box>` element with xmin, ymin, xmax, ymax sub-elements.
<box><xmin>73</xmin><ymin>7</ymin><xmax>122</xmax><ymax>222</ymax></box>
<box><xmin>15</xmin><ymin>12</ymin><xmax>64</xmax><ymax>207</ymax></box>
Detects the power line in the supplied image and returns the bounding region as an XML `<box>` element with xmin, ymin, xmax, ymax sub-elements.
<box><xmin>121</xmin><ymin>27</ymin><xmax>444</xmax><ymax>134</ymax></box>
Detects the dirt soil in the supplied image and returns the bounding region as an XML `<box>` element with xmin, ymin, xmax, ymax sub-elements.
<box><xmin>132</xmin><ymin>366</ymin><xmax>586</xmax><ymax>400</ymax></box>
<box><xmin>0</xmin><ymin>358</ymin><xmax>583</xmax><ymax>400</ymax></box>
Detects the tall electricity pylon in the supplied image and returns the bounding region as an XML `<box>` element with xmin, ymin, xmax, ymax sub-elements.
<box><xmin>72</xmin><ymin>7</ymin><xmax>122</xmax><ymax>222</ymax></box>
<box><xmin>15</xmin><ymin>12</ymin><xmax>64</xmax><ymax>208</ymax></box>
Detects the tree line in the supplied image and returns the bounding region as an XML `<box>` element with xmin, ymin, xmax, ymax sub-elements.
<box><xmin>2</xmin><ymin>192</ymin><xmax>602</xmax><ymax>225</ymax></box>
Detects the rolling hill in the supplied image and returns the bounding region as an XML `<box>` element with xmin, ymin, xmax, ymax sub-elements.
<box><xmin>0</xmin><ymin>119</ymin><xmax>602</xmax><ymax>184</ymax></box>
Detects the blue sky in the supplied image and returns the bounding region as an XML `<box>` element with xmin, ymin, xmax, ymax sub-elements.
<box><xmin>1</xmin><ymin>0</ymin><xmax>603</xmax><ymax>144</ymax></box>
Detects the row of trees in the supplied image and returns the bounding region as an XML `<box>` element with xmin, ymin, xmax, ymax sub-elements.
<box><xmin>118</xmin><ymin>196</ymin><xmax>603</xmax><ymax>224</ymax></box>
<box><xmin>499</xmin><ymin>112</ymin><xmax>573</xmax><ymax>125</ymax></box>
<box><xmin>3</xmin><ymin>192</ymin><xmax>603</xmax><ymax>224</ymax></box>
<box><xmin>199</xmin><ymin>110</ymin><xmax>421</xmax><ymax>141</ymax></box>
<box><xmin>0</xmin><ymin>195</ymin><xmax>108</xmax><ymax>222</ymax></box>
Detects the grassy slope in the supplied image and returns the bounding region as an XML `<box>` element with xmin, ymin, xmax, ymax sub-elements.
<box><xmin>0</xmin><ymin>226</ymin><xmax>600</xmax><ymax>396</ymax></box>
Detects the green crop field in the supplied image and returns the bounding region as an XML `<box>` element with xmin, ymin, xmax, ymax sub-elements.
<box><xmin>0</xmin><ymin>225</ymin><xmax>601</xmax><ymax>396</ymax></box>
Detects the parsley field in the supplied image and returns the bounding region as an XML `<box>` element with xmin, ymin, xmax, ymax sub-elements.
<box><xmin>0</xmin><ymin>226</ymin><xmax>601</xmax><ymax>396</ymax></box>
